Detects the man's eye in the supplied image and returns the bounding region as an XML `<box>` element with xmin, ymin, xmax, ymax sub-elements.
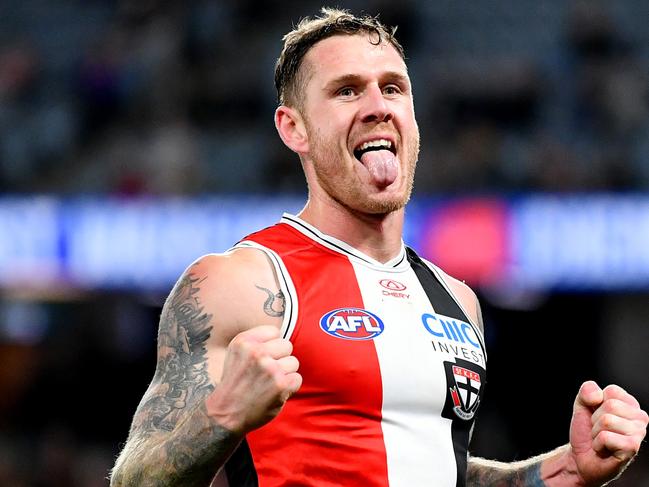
<box><xmin>383</xmin><ymin>85</ymin><xmax>401</xmax><ymax>95</ymax></box>
<box><xmin>338</xmin><ymin>87</ymin><xmax>355</xmax><ymax>97</ymax></box>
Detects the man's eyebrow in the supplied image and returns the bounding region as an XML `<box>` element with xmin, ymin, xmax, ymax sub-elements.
<box><xmin>381</xmin><ymin>71</ymin><xmax>410</xmax><ymax>84</ymax></box>
<box><xmin>323</xmin><ymin>71</ymin><xmax>410</xmax><ymax>90</ymax></box>
<box><xmin>323</xmin><ymin>73</ymin><xmax>363</xmax><ymax>90</ymax></box>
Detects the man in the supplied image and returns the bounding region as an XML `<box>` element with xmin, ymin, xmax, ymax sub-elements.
<box><xmin>110</xmin><ymin>8</ymin><xmax>647</xmax><ymax>487</ymax></box>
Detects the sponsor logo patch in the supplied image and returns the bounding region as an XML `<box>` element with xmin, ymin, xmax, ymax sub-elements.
<box><xmin>379</xmin><ymin>279</ymin><xmax>410</xmax><ymax>299</ymax></box>
<box><xmin>421</xmin><ymin>312</ymin><xmax>480</xmax><ymax>349</ymax></box>
<box><xmin>319</xmin><ymin>308</ymin><xmax>385</xmax><ymax>340</ymax></box>
<box><xmin>379</xmin><ymin>279</ymin><xmax>407</xmax><ymax>291</ymax></box>
<box><xmin>442</xmin><ymin>358</ymin><xmax>485</xmax><ymax>421</ymax></box>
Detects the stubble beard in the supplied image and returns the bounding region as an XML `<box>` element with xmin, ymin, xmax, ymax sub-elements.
<box><xmin>307</xmin><ymin>126</ymin><xmax>420</xmax><ymax>216</ymax></box>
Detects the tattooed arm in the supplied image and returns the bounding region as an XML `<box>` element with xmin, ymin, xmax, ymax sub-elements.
<box><xmin>467</xmin><ymin>381</ymin><xmax>647</xmax><ymax>487</ymax></box>
<box><xmin>110</xmin><ymin>250</ymin><xmax>302</xmax><ymax>487</ymax></box>
<box><xmin>441</xmin><ymin>273</ymin><xmax>647</xmax><ymax>487</ymax></box>
<box><xmin>467</xmin><ymin>446</ymin><xmax>579</xmax><ymax>487</ymax></box>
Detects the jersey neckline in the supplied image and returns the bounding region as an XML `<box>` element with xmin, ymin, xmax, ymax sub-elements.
<box><xmin>281</xmin><ymin>213</ymin><xmax>409</xmax><ymax>271</ymax></box>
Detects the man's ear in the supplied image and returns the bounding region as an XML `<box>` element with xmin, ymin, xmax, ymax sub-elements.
<box><xmin>275</xmin><ymin>105</ymin><xmax>309</xmax><ymax>154</ymax></box>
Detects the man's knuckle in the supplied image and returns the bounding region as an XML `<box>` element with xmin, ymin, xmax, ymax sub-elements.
<box><xmin>600</xmin><ymin>413</ymin><xmax>615</xmax><ymax>429</ymax></box>
<box><xmin>597</xmin><ymin>430</ymin><xmax>611</xmax><ymax>443</ymax></box>
<box><xmin>231</xmin><ymin>333</ymin><xmax>254</xmax><ymax>348</ymax></box>
<box><xmin>623</xmin><ymin>436</ymin><xmax>639</xmax><ymax>453</ymax></box>
<box><xmin>631</xmin><ymin>435</ymin><xmax>643</xmax><ymax>450</ymax></box>
<box><xmin>258</xmin><ymin>354</ymin><xmax>276</xmax><ymax>369</ymax></box>
<box><xmin>233</xmin><ymin>340</ymin><xmax>253</xmax><ymax>355</ymax></box>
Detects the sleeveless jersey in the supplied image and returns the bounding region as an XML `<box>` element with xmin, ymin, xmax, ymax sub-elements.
<box><xmin>223</xmin><ymin>214</ymin><xmax>487</xmax><ymax>487</ymax></box>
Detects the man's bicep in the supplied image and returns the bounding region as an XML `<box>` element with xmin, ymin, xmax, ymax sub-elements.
<box><xmin>126</xmin><ymin>250</ymin><xmax>282</xmax><ymax>439</ymax></box>
<box><xmin>441</xmin><ymin>273</ymin><xmax>484</xmax><ymax>335</ymax></box>
<box><xmin>127</xmin><ymin>259</ymin><xmax>230</xmax><ymax>439</ymax></box>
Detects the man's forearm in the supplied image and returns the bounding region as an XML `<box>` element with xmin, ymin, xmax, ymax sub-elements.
<box><xmin>467</xmin><ymin>445</ymin><xmax>587</xmax><ymax>487</ymax></box>
<box><xmin>110</xmin><ymin>400</ymin><xmax>242</xmax><ymax>487</ymax></box>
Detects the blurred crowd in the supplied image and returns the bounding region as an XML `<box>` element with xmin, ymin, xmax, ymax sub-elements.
<box><xmin>2</xmin><ymin>0</ymin><xmax>649</xmax><ymax>196</ymax></box>
<box><xmin>2</xmin><ymin>1</ymin><xmax>649</xmax><ymax>485</ymax></box>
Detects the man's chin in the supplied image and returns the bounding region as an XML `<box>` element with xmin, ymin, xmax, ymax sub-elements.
<box><xmin>354</xmin><ymin>193</ymin><xmax>409</xmax><ymax>215</ymax></box>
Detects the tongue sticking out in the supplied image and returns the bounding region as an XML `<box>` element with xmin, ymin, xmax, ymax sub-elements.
<box><xmin>360</xmin><ymin>149</ymin><xmax>398</xmax><ymax>188</ymax></box>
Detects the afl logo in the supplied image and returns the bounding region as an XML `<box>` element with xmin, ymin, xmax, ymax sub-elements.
<box><xmin>319</xmin><ymin>308</ymin><xmax>385</xmax><ymax>341</ymax></box>
<box><xmin>379</xmin><ymin>279</ymin><xmax>407</xmax><ymax>291</ymax></box>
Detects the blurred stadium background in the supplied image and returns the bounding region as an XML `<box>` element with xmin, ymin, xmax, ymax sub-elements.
<box><xmin>1</xmin><ymin>0</ymin><xmax>649</xmax><ymax>485</ymax></box>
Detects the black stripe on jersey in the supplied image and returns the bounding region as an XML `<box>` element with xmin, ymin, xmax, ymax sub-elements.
<box><xmin>391</xmin><ymin>252</ymin><xmax>406</xmax><ymax>268</ymax></box>
<box><xmin>406</xmin><ymin>247</ymin><xmax>469</xmax><ymax>322</ymax></box>
<box><xmin>224</xmin><ymin>439</ymin><xmax>258</xmax><ymax>486</ymax></box>
<box><xmin>406</xmin><ymin>247</ymin><xmax>476</xmax><ymax>487</ymax></box>
<box><xmin>407</xmin><ymin>247</ymin><xmax>486</xmax><ymax>355</ymax></box>
<box><xmin>426</xmin><ymin>262</ymin><xmax>487</xmax><ymax>357</ymax></box>
<box><xmin>448</xmin><ymin>381</ymin><xmax>472</xmax><ymax>487</ymax></box>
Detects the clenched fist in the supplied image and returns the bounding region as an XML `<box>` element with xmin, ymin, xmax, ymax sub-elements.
<box><xmin>570</xmin><ymin>381</ymin><xmax>648</xmax><ymax>486</ymax></box>
<box><xmin>206</xmin><ymin>325</ymin><xmax>302</xmax><ymax>435</ymax></box>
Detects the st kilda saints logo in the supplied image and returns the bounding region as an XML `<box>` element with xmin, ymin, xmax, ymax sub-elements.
<box><xmin>442</xmin><ymin>358</ymin><xmax>485</xmax><ymax>421</ymax></box>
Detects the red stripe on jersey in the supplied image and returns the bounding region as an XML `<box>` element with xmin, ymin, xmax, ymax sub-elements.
<box><xmin>244</xmin><ymin>223</ymin><xmax>389</xmax><ymax>487</ymax></box>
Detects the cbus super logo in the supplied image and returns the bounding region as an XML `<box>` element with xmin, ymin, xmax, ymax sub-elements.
<box><xmin>319</xmin><ymin>308</ymin><xmax>385</xmax><ymax>340</ymax></box>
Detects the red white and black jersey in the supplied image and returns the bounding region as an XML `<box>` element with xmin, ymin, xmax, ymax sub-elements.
<box><xmin>222</xmin><ymin>214</ymin><xmax>487</xmax><ymax>487</ymax></box>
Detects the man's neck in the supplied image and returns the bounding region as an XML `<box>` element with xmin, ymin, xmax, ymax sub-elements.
<box><xmin>297</xmin><ymin>197</ymin><xmax>405</xmax><ymax>264</ymax></box>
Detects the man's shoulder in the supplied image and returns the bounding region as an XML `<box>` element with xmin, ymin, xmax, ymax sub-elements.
<box><xmin>190</xmin><ymin>248</ymin><xmax>278</xmax><ymax>302</ymax></box>
<box><xmin>180</xmin><ymin>248</ymin><xmax>282</xmax><ymax>337</ymax></box>
<box><xmin>191</xmin><ymin>247</ymin><xmax>275</xmax><ymax>280</ymax></box>
<box><xmin>417</xmin><ymin>256</ymin><xmax>474</xmax><ymax>294</ymax></box>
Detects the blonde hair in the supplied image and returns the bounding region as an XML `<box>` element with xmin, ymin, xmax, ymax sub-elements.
<box><xmin>274</xmin><ymin>7</ymin><xmax>405</xmax><ymax>108</ymax></box>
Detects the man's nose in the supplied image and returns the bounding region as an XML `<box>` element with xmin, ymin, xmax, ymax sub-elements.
<box><xmin>360</xmin><ymin>85</ymin><xmax>393</xmax><ymax>123</ymax></box>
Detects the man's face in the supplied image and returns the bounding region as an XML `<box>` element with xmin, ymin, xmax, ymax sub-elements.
<box><xmin>298</xmin><ymin>34</ymin><xmax>420</xmax><ymax>215</ymax></box>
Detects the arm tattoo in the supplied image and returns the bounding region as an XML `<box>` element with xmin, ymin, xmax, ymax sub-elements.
<box><xmin>117</xmin><ymin>400</ymin><xmax>240</xmax><ymax>487</ymax></box>
<box><xmin>466</xmin><ymin>460</ymin><xmax>545</xmax><ymax>487</ymax></box>
<box><xmin>112</xmin><ymin>270</ymin><xmax>245</xmax><ymax>486</ymax></box>
<box><xmin>255</xmin><ymin>284</ymin><xmax>285</xmax><ymax>317</ymax></box>
<box><xmin>137</xmin><ymin>271</ymin><xmax>215</xmax><ymax>436</ymax></box>
<box><xmin>164</xmin><ymin>403</ymin><xmax>235</xmax><ymax>475</ymax></box>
